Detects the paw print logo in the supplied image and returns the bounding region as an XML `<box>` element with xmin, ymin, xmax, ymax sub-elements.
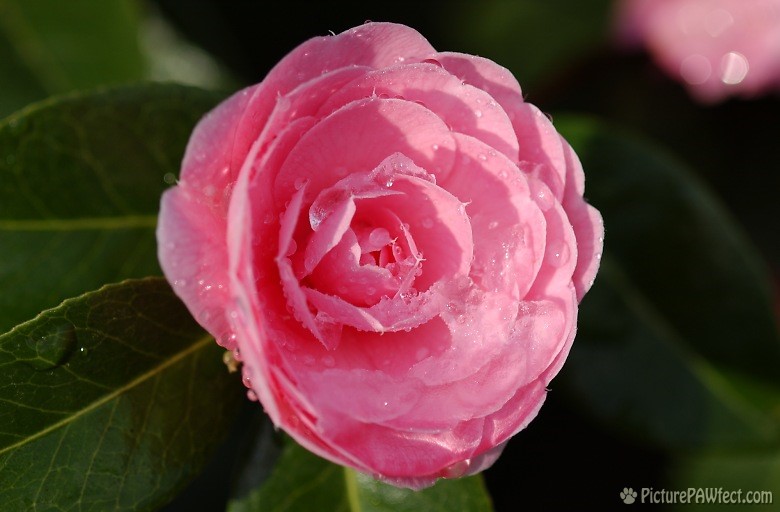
<box><xmin>620</xmin><ymin>487</ymin><xmax>638</xmax><ymax>504</ymax></box>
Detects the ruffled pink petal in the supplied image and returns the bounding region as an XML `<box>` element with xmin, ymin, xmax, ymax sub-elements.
<box><xmin>308</xmin><ymin>230</ymin><xmax>399</xmax><ymax>305</ymax></box>
<box><xmin>177</xmin><ymin>84</ymin><xmax>259</xmax><ymax>190</ymax></box>
<box><xmin>263</xmin><ymin>23</ymin><xmax>437</xmax><ymax>96</ymax></box>
<box><xmin>526</xmin><ymin>179</ymin><xmax>579</xmax><ymax>300</ymax></box>
<box><xmin>274</xmin><ymin>97</ymin><xmax>457</xmax><ymax>203</ymax></box>
<box><xmin>304</xmin><ymin>285</ymin><xmax>445</xmax><ymax>334</ymax></box>
<box><xmin>442</xmin><ymin>133</ymin><xmax>546</xmax><ymax>300</ymax></box>
<box><xmin>157</xmin><ymin>188</ymin><xmax>235</xmax><ymax>348</ymax></box>
<box><xmin>355</xmin><ymin>174</ymin><xmax>473</xmax><ymax>290</ymax></box>
<box><xmin>561</xmin><ymin>137</ymin><xmax>604</xmax><ymax>300</ymax></box>
<box><xmin>303</xmin><ymin>195</ymin><xmax>357</xmax><ymax>275</ymax></box>
<box><xmin>435</xmin><ymin>51</ymin><xmax>524</xmax><ymax>105</ymax></box>
<box><xmin>317</xmin><ymin>63</ymin><xmax>519</xmax><ymax>160</ymax></box>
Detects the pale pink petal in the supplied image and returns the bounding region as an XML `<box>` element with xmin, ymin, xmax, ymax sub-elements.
<box><xmin>308</xmin><ymin>230</ymin><xmax>399</xmax><ymax>305</ymax></box>
<box><xmin>304</xmin><ymin>285</ymin><xmax>446</xmax><ymax>334</ymax></box>
<box><xmin>435</xmin><ymin>52</ymin><xmax>568</xmax><ymax>198</ymax></box>
<box><xmin>157</xmin><ymin>188</ymin><xmax>235</xmax><ymax>348</ymax></box>
<box><xmin>178</xmin><ymin>85</ymin><xmax>259</xmax><ymax>190</ymax></box>
<box><xmin>274</xmin><ymin>97</ymin><xmax>457</xmax><ymax>203</ymax></box>
<box><xmin>526</xmin><ymin>180</ymin><xmax>579</xmax><ymax>300</ymax></box>
<box><xmin>318</xmin><ymin>63</ymin><xmax>519</xmax><ymax>160</ymax></box>
<box><xmin>561</xmin><ymin>137</ymin><xmax>604</xmax><ymax>300</ymax></box>
<box><xmin>263</xmin><ymin>23</ymin><xmax>437</xmax><ymax>95</ymax></box>
<box><xmin>303</xmin><ymin>196</ymin><xmax>357</xmax><ymax>275</ymax></box>
<box><xmin>442</xmin><ymin>133</ymin><xmax>546</xmax><ymax>299</ymax></box>
<box><xmin>511</xmin><ymin>104</ymin><xmax>567</xmax><ymax>197</ymax></box>
<box><xmin>435</xmin><ymin>51</ymin><xmax>524</xmax><ymax>105</ymax></box>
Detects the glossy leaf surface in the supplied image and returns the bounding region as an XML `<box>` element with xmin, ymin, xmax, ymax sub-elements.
<box><xmin>0</xmin><ymin>278</ymin><xmax>243</xmax><ymax>511</ymax></box>
<box><xmin>0</xmin><ymin>84</ymin><xmax>221</xmax><ymax>333</ymax></box>
<box><xmin>557</xmin><ymin>116</ymin><xmax>780</xmax><ymax>449</ymax></box>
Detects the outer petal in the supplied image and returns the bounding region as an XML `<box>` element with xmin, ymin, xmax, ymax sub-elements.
<box><xmin>158</xmin><ymin>84</ymin><xmax>266</xmax><ymax>349</ymax></box>
<box><xmin>157</xmin><ymin>188</ymin><xmax>235</xmax><ymax>348</ymax></box>
<box><xmin>560</xmin><ymin>137</ymin><xmax>604</xmax><ymax>300</ymax></box>
<box><xmin>436</xmin><ymin>52</ymin><xmax>567</xmax><ymax>195</ymax></box>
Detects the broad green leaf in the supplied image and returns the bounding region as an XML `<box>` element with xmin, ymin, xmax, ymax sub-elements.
<box><xmin>0</xmin><ymin>83</ymin><xmax>221</xmax><ymax>334</ymax></box>
<box><xmin>0</xmin><ymin>277</ymin><xmax>243</xmax><ymax>511</ymax></box>
<box><xmin>669</xmin><ymin>450</ymin><xmax>779</xmax><ymax>511</ymax></box>
<box><xmin>556</xmin><ymin>116</ymin><xmax>780</xmax><ymax>448</ymax></box>
<box><xmin>0</xmin><ymin>0</ymin><xmax>145</xmax><ymax>117</ymax></box>
<box><xmin>444</xmin><ymin>0</ymin><xmax>613</xmax><ymax>92</ymax></box>
<box><xmin>228</xmin><ymin>437</ymin><xmax>493</xmax><ymax>512</ymax></box>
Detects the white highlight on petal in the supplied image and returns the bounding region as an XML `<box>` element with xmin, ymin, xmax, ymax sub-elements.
<box><xmin>720</xmin><ymin>51</ymin><xmax>749</xmax><ymax>85</ymax></box>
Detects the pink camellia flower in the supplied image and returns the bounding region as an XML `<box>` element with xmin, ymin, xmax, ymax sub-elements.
<box><xmin>157</xmin><ymin>22</ymin><xmax>603</xmax><ymax>488</ymax></box>
<box><xmin>615</xmin><ymin>0</ymin><xmax>780</xmax><ymax>102</ymax></box>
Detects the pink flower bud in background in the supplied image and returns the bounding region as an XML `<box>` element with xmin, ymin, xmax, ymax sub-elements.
<box><xmin>615</xmin><ymin>0</ymin><xmax>780</xmax><ymax>102</ymax></box>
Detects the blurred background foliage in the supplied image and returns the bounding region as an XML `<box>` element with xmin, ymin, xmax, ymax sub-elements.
<box><xmin>1</xmin><ymin>0</ymin><xmax>778</xmax><ymax>510</ymax></box>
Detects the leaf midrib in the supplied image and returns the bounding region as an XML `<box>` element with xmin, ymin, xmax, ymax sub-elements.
<box><xmin>0</xmin><ymin>333</ymin><xmax>213</xmax><ymax>457</ymax></box>
<box><xmin>0</xmin><ymin>215</ymin><xmax>157</xmax><ymax>231</ymax></box>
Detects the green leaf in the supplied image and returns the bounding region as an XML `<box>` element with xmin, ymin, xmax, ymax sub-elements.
<box><xmin>228</xmin><ymin>437</ymin><xmax>493</xmax><ymax>512</ymax></box>
<box><xmin>0</xmin><ymin>0</ymin><xmax>145</xmax><ymax>117</ymax></box>
<box><xmin>444</xmin><ymin>0</ymin><xmax>613</xmax><ymax>92</ymax></box>
<box><xmin>556</xmin><ymin>116</ymin><xmax>780</xmax><ymax>449</ymax></box>
<box><xmin>669</xmin><ymin>449</ymin><xmax>779</xmax><ymax>511</ymax></box>
<box><xmin>0</xmin><ymin>277</ymin><xmax>243</xmax><ymax>511</ymax></box>
<box><xmin>0</xmin><ymin>83</ymin><xmax>221</xmax><ymax>334</ymax></box>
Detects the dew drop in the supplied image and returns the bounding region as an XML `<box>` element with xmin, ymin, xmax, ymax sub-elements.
<box><xmin>25</xmin><ymin>321</ymin><xmax>79</xmax><ymax>370</ymax></box>
<box><xmin>532</xmin><ymin>181</ymin><xmax>554</xmax><ymax>211</ymax></box>
<box><xmin>421</xmin><ymin>217</ymin><xmax>434</xmax><ymax>229</ymax></box>
<box><xmin>203</xmin><ymin>185</ymin><xmax>216</xmax><ymax>197</ymax></box>
<box><xmin>478</xmin><ymin>153</ymin><xmax>487</xmax><ymax>161</ymax></box>
<box><xmin>163</xmin><ymin>172</ymin><xmax>176</xmax><ymax>185</ymax></box>
<box><xmin>247</xmin><ymin>390</ymin><xmax>259</xmax><ymax>402</ymax></box>
<box><xmin>547</xmin><ymin>242</ymin><xmax>571</xmax><ymax>268</ymax></box>
<box><xmin>294</xmin><ymin>177</ymin><xmax>308</xmax><ymax>190</ymax></box>
<box><xmin>322</xmin><ymin>355</ymin><xmax>336</xmax><ymax>367</ymax></box>
<box><xmin>443</xmin><ymin>459</ymin><xmax>472</xmax><ymax>478</ymax></box>
<box><xmin>474</xmin><ymin>110</ymin><xmax>483</xmax><ymax>118</ymax></box>
<box><xmin>488</xmin><ymin>220</ymin><xmax>499</xmax><ymax>230</ymax></box>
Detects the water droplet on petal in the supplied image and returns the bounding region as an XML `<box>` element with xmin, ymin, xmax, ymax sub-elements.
<box><xmin>488</xmin><ymin>221</ymin><xmax>499</xmax><ymax>230</ymax></box>
<box><xmin>247</xmin><ymin>390</ymin><xmax>258</xmax><ymax>401</ymax></box>
<box><xmin>322</xmin><ymin>355</ymin><xmax>336</xmax><ymax>367</ymax></box>
<box><xmin>422</xmin><ymin>218</ymin><xmax>434</xmax><ymax>229</ymax></box>
<box><xmin>474</xmin><ymin>110</ymin><xmax>483</xmax><ymax>118</ymax></box>
<box><xmin>547</xmin><ymin>241</ymin><xmax>571</xmax><ymax>267</ymax></box>
<box><xmin>443</xmin><ymin>459</ymin><xmax>472</xmax><ymax>478</ymax></box>
<box><xmin>163</xmin><ymin>172</ymin><xmax>176</xmax><ymax>185</ymax></box>
<box><xmin>720</xmin><ymin>51</ymin><xmax>749</xmax><ymax>85</ymax></box>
